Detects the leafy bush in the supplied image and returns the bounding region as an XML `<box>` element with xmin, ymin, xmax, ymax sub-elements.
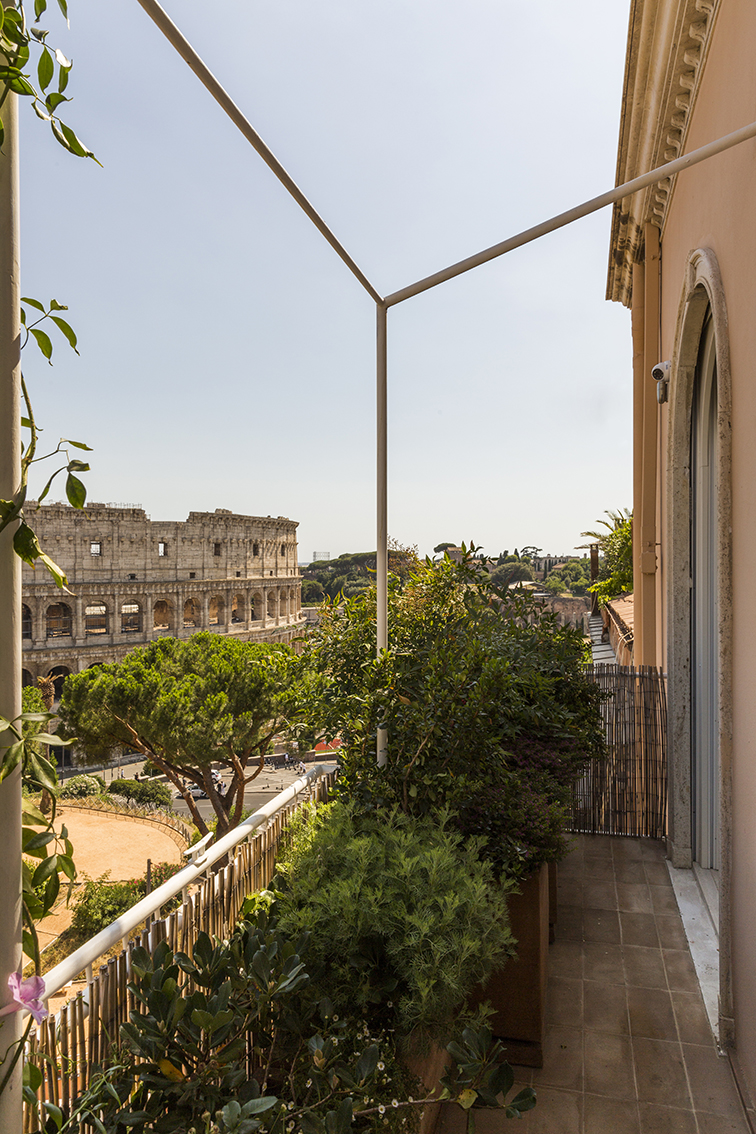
<box><xmin>301</xmin><ymin>550</ymin><xmax>604</xmax><ymax>876</ymax></box>
<box><xmin>70</xmin><ymin>861</ymin><xmax>184</xmax><ymax>937</ymax></box>
<box><xmin>108</xmin><ymin>777</ymin><xmax>173</xmax><ymax>809</ymax></box>
<box><xmin>62</xmin><ymin>910</ymin><xmax>533</xmax><ymax>1134</ymax></box>
<box><xmin>274</xmin><ymin>801</ymin><xmax>515</xmax><ymax>1043</ymax></box>
<box><xmin>58</xmin><ymin>774</ymin><xmax>104</xmax><ymax>799</ymax></box>
<box><xmin>71</xmin><ymin>873</ymin><xmax>143</xmax><ymax>936</ymax></box>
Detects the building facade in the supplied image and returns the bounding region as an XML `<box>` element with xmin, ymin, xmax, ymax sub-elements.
<box><xmin>607</xmin><ymin>0</ymin><xmax>756</xmax><ymax>1104</ymax></box>
<box><xmin>22</xmin><ymin>504</ymin><xmax>304</xmax><ymax>693</ymax></box>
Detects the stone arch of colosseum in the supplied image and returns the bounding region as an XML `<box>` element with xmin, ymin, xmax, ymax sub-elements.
<box><xmin>21</xmin><ymin>505</ymin><xmax>305</xmax><ymax>694</ymax></box>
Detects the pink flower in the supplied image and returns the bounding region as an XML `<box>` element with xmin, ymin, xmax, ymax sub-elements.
<box><xmin>4</xmin><ymin>973</ymin><xmax>48</xmax><ymax>1023</ymax></box>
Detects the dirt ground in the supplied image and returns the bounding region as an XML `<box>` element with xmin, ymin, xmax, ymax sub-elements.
<box><xmin>37</xmin><ymin>807</ymin><xmax>184</xmax><ymax>955</ymax></box>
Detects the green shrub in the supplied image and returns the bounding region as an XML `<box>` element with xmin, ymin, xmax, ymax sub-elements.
<box><xmin>108</xmin><ymin>777</ymin><xmax>173</xmax><ymax>809</ymax></box>
<box><xmin>274</xmin><ymin>800</ymin><xmax>515</xmax><ymax>1043</ymax></box>
<box><xmin>71</xmin><ymin>873</ymin><xmax>143</xmax><ymax>936</ymax></box>
<box><xmin>59</xmin><ymin>774</ymin><xmax>103</xmax><ymax>799</ymax></box>
<box><xmin>71</xmin><ymin>861</ymin><xmax>184</xmax><ymax>937</ymax></box>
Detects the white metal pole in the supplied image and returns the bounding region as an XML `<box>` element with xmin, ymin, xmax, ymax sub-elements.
<box><xmin>376</xmin><ymin>303</ymin><xmax>388</xmax><ymax>766</ymax></box>
<box><xmin>134</xmin><ymin>0</ymin><xmax>382</xmax><ymax>306</ymax></box>
<box><xmin>384</xmin><ymin>116</ymin><xmax>756</xmax><ymax>307</ymax></box>
<box><xmin>0</xmin><ymin>89</ymin><xmax>23</xmax><ymax>1129</ymax></box>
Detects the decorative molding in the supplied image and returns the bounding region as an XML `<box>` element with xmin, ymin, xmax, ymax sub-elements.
<box><xmin>607</xmin><ymin>0</ymin><xmax>721</xmax><ymax>306</ymax></box>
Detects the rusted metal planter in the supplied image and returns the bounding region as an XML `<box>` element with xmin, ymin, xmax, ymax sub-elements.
<box><xmin>469</xmin><ymin>863</ymin><xmax>550</xmax><ymax>1068</ymax></box>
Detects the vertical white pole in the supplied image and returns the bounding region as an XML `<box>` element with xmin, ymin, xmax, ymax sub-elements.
<box><xmin>0</xmin><ymin>89</ymin><xmax>24</xmax><ymax>1129</ymax></box>
<box><xmin>376</xmin><ymin>303</ymin><xmax>388</xmax><ymax>766</ymax></box>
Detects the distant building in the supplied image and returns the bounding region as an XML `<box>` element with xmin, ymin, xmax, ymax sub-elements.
<box><xmin>21</xmin><ymin>503</ymin><xmax>304</xmax><ymax>694</ymax></box>
<box><xmin>312</xmin><ymin>551</ymin><xmax>331</xmax><ymax>562</ymax></box>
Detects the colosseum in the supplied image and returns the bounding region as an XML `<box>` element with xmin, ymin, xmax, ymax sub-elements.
<box><xmin>21</xmin><ymin>503</ymin><xmax>304</xmax><ymax>695</ymax></box>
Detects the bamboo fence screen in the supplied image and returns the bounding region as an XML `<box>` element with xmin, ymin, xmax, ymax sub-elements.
<box><xmin>23</xmin><ymin>770</ymin><xmax>335</xmax><ymax>1133</ymax></box>
<box><xmin>571</xmin><ymin>664</ymin><xmax>667</xmax><ymax>839</ymax></box>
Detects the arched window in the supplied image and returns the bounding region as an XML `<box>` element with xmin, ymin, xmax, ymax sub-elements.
<box><xmin>267</xmin><ymin>591</ymin><xmax>277</xmax><ymax>619</ymax></box>
<box><xmin>22</xmin><ymin>604</ymin><xmax>32</xmax><ymax>640</ymax></box>
<box><xmin>84</xmin><ymin>603</ymin><xmax>108</xmax><ymax>636</ymax></box>
<box><xmin>48</xmin><ymin>665</ymin><xmax>72</xmax><ymax>700</ymax></box>
<box><xmin>280</xmin><ymin>543</ymin><xmax>286</xmax><ymax>557</ymax></box>
<box><xmin>209</xmin><ymin>595</ymin><xmax>225</xmax><ymax>625</ymax></box>
<box><xmin>22</xmin><ymin>669</ymin><xmax>34</xmax><ymax>688</ymax></box>
<box><xmin>251</xmin><ymin>591</ymin><xmax>262</xmax><ymax>621</ymax></box>
<box><xmin>183</xmin><ymin>597</ymin><xmax>200</xmax><ymax>627</ymax></box>
<box><xmin>121</xmin><ymin>601</ymin><xmax>141</xmax><ymax>633</ymax></box>
<box><xmin>252</xmin><ymin>542</ymin><xmax>259</xmax><ymax>557</ymax></box>
<box><xmin>46</xmin><ymin>603</ymin><xmax>72</xmax><ymax>638</ymax></box>
<box><xmin>153</xmin><ymin>599</ymin><xmax>172</xmax><ymax>630</ymax></box>
<box><xmin>231</xmin><ymin>594</ymin><xmax>244</xmax><ymax>623</ymax></box>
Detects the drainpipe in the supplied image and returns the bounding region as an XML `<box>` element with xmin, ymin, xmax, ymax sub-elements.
<box><xmin>0</xmin><ymin>89</ymin><xmax>23</xmax><ymax>1130</ymax></box>
<box><xmin>638</xmin><ymin>222</ymin><xmax>660</xmax><ymax>667</ymax></box>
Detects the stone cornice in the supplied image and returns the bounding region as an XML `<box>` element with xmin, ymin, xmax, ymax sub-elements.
<box><xmin>607</xmin><ymin>0</ymin><xmax>720</xmax><ymax>306</ymax></box>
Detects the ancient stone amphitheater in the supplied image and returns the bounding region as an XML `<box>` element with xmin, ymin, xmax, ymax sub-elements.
<box><xmin>21</xmin><ymin>503</ymin><xmax>304</xmax><ymax>694</ymax></box>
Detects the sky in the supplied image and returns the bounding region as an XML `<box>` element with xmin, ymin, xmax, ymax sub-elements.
<box><xmin>20</xmin><ymin>0</ymin><xmax>633</xmax><ymax>563</ymax></box>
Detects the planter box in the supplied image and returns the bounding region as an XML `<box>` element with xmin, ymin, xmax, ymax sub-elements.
<box><xmin>468</xmin><ymin>863</ymin><xmax>549</xmax><ymax>1068</ymax></box>
<box><xmin>403</xmin><ymin>1042</ymin><xmax>452</xmax><ymax>1134</ymax></box>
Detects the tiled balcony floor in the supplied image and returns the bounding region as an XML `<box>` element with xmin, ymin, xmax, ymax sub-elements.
<box><xmin>438</xmin><ymin>835</ymin><xmax>753</xmax><ymax>1134</ymax></box>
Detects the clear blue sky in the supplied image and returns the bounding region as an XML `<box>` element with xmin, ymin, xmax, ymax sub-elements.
<box><xmin>21</xmin><ymin>0</ymin><xmax>633</xmax><ymax>562</ymax></box>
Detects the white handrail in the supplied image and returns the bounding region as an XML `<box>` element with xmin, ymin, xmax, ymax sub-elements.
<box><xmin>41</xmin><ymin>764</ymin><xmax>333</xmax><ymax>1003</ymax></box>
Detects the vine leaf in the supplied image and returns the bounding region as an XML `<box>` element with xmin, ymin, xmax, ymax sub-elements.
<box><xmin>29</xmin><ymin>327</ymin><xmax>53</xmax><ymax>361</ymax></box>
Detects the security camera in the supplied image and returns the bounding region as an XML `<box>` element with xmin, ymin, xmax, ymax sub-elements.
<box><xmin>652</xmin><ymin>360</ymin><xmax>671</xmax><ymax>382</ymax></box>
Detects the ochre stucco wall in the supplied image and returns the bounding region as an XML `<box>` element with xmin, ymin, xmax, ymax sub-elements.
<box><xmin>655</xmin><ymin>0</ymin><xmax>756</xmax><ymax>1097</ymax></box>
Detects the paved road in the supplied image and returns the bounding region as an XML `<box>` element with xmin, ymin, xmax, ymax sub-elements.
<box><xmin>91</xmin><ymin>757</ymin><xmax>338</xmax><ymax>827</ymax></box>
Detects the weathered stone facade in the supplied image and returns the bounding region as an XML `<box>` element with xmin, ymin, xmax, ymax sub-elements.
<box><xmin>21</xmin><ymin>503</ymin><xmax>304</xmax><ymax>692</ymax></box>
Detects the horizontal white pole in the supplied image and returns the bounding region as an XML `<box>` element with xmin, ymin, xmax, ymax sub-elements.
<box><xmin>384</xmin><ymin>117</ymin><xmax>756</xmax><ymax>307</ymax></box>
<box><xmin>134</xmin><ymin>0</ymin><xmax>383</xmax><ymax>306</ymax></box>
<box><xmin>41</xmin><ymin>765</ymin><xmax>333</xmax><ymax>1002</ymax></box>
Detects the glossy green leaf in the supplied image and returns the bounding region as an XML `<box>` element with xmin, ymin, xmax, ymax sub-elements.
<box><xmin>0</xmin><ymin>740</ymin><xmax>23</xmax><ymax>781</ymax></box>
<box><xmin>45</xmin><ymin>90</ymin><xmax>67</xmax><ymax>112</ymax></box>
<box><xmin>21</xmin><ymin>296</ymin><xmax>45</xmax><ymax>311</ymax></box>
<box><xmin>49</xmin><ymin>298</ymin><xmax>68</xmax><ymax>310</ymax></box>
<box><xmin>57</xmin><ymin>62</ymin><xmax>68</xmax><ymax>93</ymax></box>
<box><xmin>4</xmin><ymin>71</ymin><xmax>37</xmax><ymax>98</ymax></box>
<box><xmin>37</xmin><ymin>549</ymin><xmax>69</xmax><ymax>588</ymax></box>
<box><xmin>12</xmin><ymin>521</ymin><xmax>41</xmax><ymax>566</ymax></box>
<box><xmin>65</xmin><ymin>472</ymin><xmax>86</xmax><ymax>509</ymax></box>
<box><xmin>64</xmin><ymin>438</ymin><xmax>93</xmax><ymax>451</ymax></box>
<box><xmin>54</xmin><ymin>47</ymin><xmax>70</xmax><ymax>69</ymax></box>
<box><xmin>37</xmin><ymin>467</ymin><xmax>61</xmax><ymax>503</ymax></box>
<box><xmin>56</xmin><ymin>0</ymin><xmax>69</xmax><ymax>23</ymax></box>
<box><xmin>50</xmin><ymin>314</ymin><xmax>78</xmax><ymax>351</ymax></box>
<box><xmin>29</xmin><ymin>326</ymin><xmax>53</xmax><ymax>360</ymax></box>
<box><xmin>34</xmin><ymin>0</ymin><xmax>48</xmax><ymax>18</ymax></box>
<box><xmin>21</xmin><ymin>416</ymin><xmax>32</xmax><ymax>428</ymax></box>
<box><xmin>31</xmin><ymin>100</ymin><xmax>51</xmax><ymax>121</ymax></box>
<box><xmin>67</xmin><ymin>459</ymin><xmax>90</xmax><ymax>473</ymax></box>
<box><xmin>37</xmin><ymin>47</ymin><xmax>53</xmax><ymax>91</ymax></box>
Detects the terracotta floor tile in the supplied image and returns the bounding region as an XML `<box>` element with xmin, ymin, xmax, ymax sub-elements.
<box><xmin>632</xmin><ymin>1038</ymin><xmax>691</xmax><ymax>1107</ymax></box>
<box><xmin>615</xmin><ymin>859</ymin><xmax>646</xmax><ymax>884</ymax></box>
<box><xmin>662</xmin><ymin>950</ymin><xmax>699</xmax><ymax>993</ymax></box>
<box><xmin>671</xmin><ymin>990</ymin><xmax>713</xmax><ymax>1045</ymax></box>
<box><xmin>613</xmin><ymin>838</ymin><xmax>644</xmax><ymax>861</ymax></box>
<box><xmin>583</xmin><ymin>941</ymin><xmax>625</xmax><ymax>983</ymax></box>
<box><xmin>549</xmin><ymin>939</ymin><xmax>584</xmax><ymax>980</ymax></box>
<box><xmin>583</xmin><ymin>980</ymin><xmax>629</xmax><ymax>1034</ymax></box>
<box><xmin>617</xmin><ymin>882</ymin><xmax>654</xmax><ymax>914</ymax></box>
<box><xmin>654</xmin><ymin>914</ymin><xmax>687</xmax><ymax>951</ymax></box>
<box><xmin>531</xmin><ymin>1026</ymin><xmax>583</xmax><ymax>1091</ymax></box>
<box><xmin>681</xmin><ymin>1044</ymin><xmax>745</xmax><ymax>1117</ymax></box>
<box><xmin>695</xmin><ymin>1110</ymin><xmax>752</xmax><ymax>1133</ymax></box>
<box><xmin>583</xmin><ymin>858</ymin><xmax>615</xmax><ymax>881</ymax></box>
<box><xmin>545</xmin><ymin>977</ymin><xmax>582</xmax><ymax>1028</ymax></box>
<box><xmin>583</xmin><ymin>878</ymin><xmax>618</xmax><ymax>911</ymax></box>
<box><xmin>627</xmin><ymin>986</ymin><xmax>676</xmax><ymax>1040</ymax></box>
<box><xmin>622</xmin><ymin>945</ymin><xmax>667</xmax><ymax>989</ymax></box>
<box><xmin>638</xmin><ymin>1102</ymin><xmax>698</xmax><ymax>1133</ymax></box>
<box><xmin>643</xmin><ymin>861</ymin><xmax>672</xmax><ymax>888</ymax></box>
<box><xmin>620</xmin><ymin>912</ymin><xmax>660</xmax><ymax>948</ymax></box>
<box><xmin>527</xmin><ymin>1088</ymin><xmax>582</xmax><ymax>1134</ymax></box>
<box><xmin>649</xmin><ymin>886</ymin><xmax>680</xmax><ymax>915</ymax></box>
<box><xmin>555</xmin><ymin>904</ymin><xmax>582</xmax><ymax>942</ymax></box>
<box><xmin>583</xmin><ymin>908</ymin><xmax>621</xmax><ymax>944</ymax></box>
<box><xmin>584</xmin><ymin>1030</ymin><xmax>637</xmax><ymax>1099</ymax></box>
<box><xmin>557</xmin><ymin>877</ymin><xmax>583</xmax><ymax>907</ymax></box>
<box><xmin>584</xmin><ymin>1093</ymin><xmax>641</xmax><ymax>1133</ymax></box>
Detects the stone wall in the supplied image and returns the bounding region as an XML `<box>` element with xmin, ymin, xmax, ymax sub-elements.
<box><xmin>21</xmin><ymin>503</ymin><xmax>304</xmax><ymax>689</ymax></box>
